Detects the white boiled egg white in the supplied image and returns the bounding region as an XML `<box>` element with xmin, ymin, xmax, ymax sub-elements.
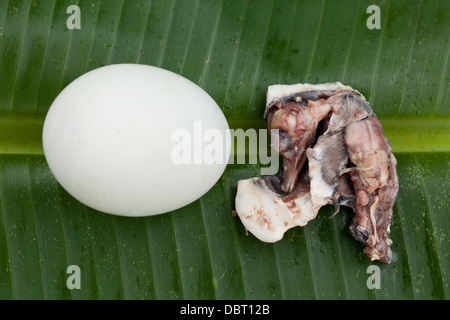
<box><xmin>43</xmin><ymin>64</ymin><xmax>230</xmax><ymax>217</ymax></box>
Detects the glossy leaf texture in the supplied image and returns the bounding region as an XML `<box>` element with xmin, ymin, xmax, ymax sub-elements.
<box><xmin>0</xmin><ymin>0</ymin><xmax>449</xmax><ymax>299</ymax></box>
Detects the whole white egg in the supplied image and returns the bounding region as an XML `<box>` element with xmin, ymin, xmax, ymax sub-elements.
<box><xmin>43</xmin><ymin>64</ymin><xmax>230</xmax><ymax>217</ymax></box>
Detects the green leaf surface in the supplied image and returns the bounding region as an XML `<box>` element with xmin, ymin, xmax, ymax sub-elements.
<box><xmin>0</xmin><ymin>0</ymin><xmax>449</xmax><ymax>300</ymax></box>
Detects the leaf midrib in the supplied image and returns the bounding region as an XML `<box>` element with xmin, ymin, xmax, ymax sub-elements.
<box><xmin>0</xmin><ymin>116</ymin><xmax>449</xmax><ymax>155</ymax></box>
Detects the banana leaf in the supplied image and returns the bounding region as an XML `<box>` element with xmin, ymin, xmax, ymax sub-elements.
<box><xmin>0</xmin><ymin>0</ymin><xmax>449</xmax><ymax>300</ymax></box>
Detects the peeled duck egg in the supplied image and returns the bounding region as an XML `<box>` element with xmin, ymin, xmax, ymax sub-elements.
<box><xmin>43</xmin><ymin>64</ymin><xmax>230</xmax><ymax>217</ymax></box>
